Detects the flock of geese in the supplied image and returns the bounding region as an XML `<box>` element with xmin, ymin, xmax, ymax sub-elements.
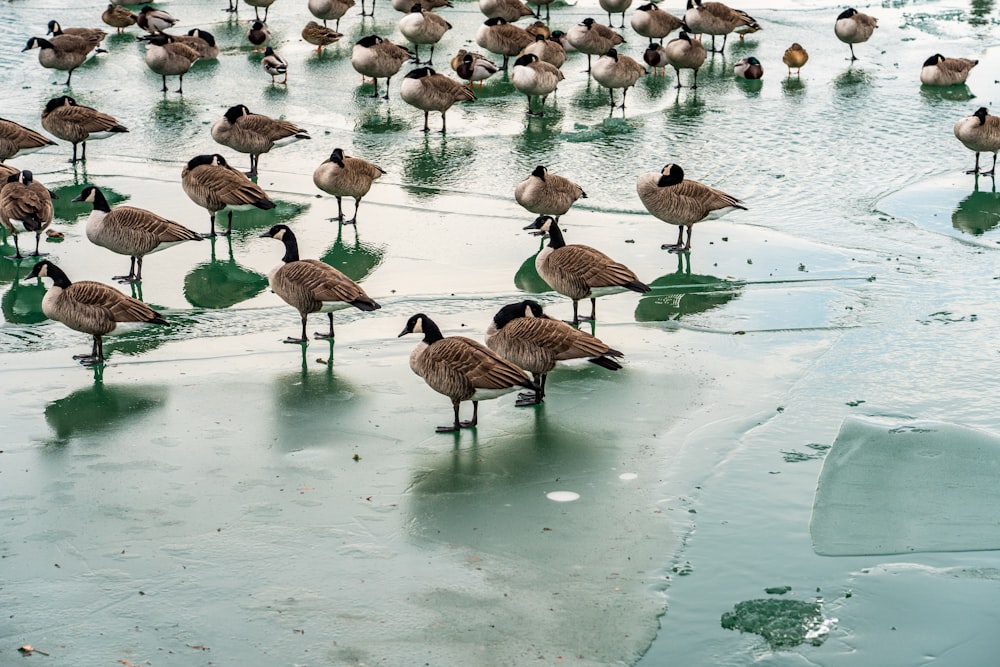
<box><xmin>3</xmin><ymin>0</ymin><xmax>1000</xmax><ymax>431</ymax></box>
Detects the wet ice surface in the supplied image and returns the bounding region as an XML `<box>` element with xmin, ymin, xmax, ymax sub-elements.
<box><xmin>3</xmin><ymin>0</ymin><xmax>1000</xmax><ymax>664</ymax></box>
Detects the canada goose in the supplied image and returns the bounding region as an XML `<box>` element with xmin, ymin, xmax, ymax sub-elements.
<box><xmin>566</xmin><ymin>18</ymin><xmax>624</xmax><ymax>73</ymax></box>
<box><xmin>244</xmin><ymin>0</ymin><xmax>277</xmax><ymax>22</ymax></box>
<box><xmin>479</xmin><ymin>0</ymin><xmax>534</xmax><ymax>23</ymax></box>
<box><xmin>954</xmin><ymin>107</ymin><xmax>1000</xmax><ymax>176</ymax></box>
<box><xmin>592</xmin><ymin>48</ymin><xmax>647</xmax><ymax>109</ymax></box>
<box><xmin>22</xmin><ymin>35</ymin><xmax>101</xmax><ymax>86</ymax></box>
<box><xmin>102</xmin><ymin>4</ymin><xmax>138</xmax><ymax>33</ymax></box>
<box><xmin>921</xmin><ymin>54</ymin><xmax>978</xmax><ymax>87</ymax></box>
<box><xmin>73</xmin><ymin>185</ymin><xmax>202</xmax><ymax>283</ymax></box>
<box><xmin>485</xmin><ymin>300</ymin><xmax>623</xmax><ymax>406</ymax></box>
<box><xmin>523</xmin><ymin>215</ymin><xmax>650</xmax><ymax>324</ymax></box>
<box><xmin>0</xmin><ymin>163</ymin><xmax>18</xmax><ymax>184</ymax></box>
<box><xmin>247</xmin><ymin>21</ymin><xmax>270</xmax><ymax>52</ymax></box>
<box><xmin>683</xmin><ymin>0</ymin><xmax>760</xmax><ymax>53</ymax></box>
<box><xmin>456</xmin><ymin>53</ymin><xmax>500</xmax><ymax>87</ymax></box>
<box><xmin>137</xmin><ymin>5</ymin><xmax>178</xmax><ymax>33</ymax></box>
<box><xmin>523</xmin><ymin>33</ymin><xmax>566</xmax><ymax>69</ymax></box>
<box><xmin>351</xmin><ymin>35</ymin><xmax>413</xmax><ymax>100</ymax></box>
<box><xmin>262</xmin><ymin>46</ymin><xmax>288</xmax><ymax>83</ymax></box>
<box><xmin>631</xmin><ymin>4</ymin><xmax>682</xmax><ymax>43</ymax></box>
<box><xmin>515</xmin><ymin>165</ymin><xmax>586</xmax><ymax>221</ymax></box>
<box><xmin>138</xmin><ymin>33</ymin><xmax>200</xmax><ymax>93</ymax></box>
<box><xmin>46</xmin><ymin>20</ymin><xmax>108</xmax><ymax>46</ymax></box>
<box><xmin>599</xmin><ymin>0</ymin><xmax>632</xmax><ymax>29</ymax></box>
<box><xmin>210</xmin><ymin>104</ymin><xmax>310</xmax><ymax>178</ymax></box>
<box><xmin>399</xmin><ymin>4</ymin><xmax>452</xmax><ymax>66</ymax></box>
<box><xmin>665</xmin><ymin>31</ymin><xmax>706</xmax><ymax>88</ymax></box>
<box><xmin>475</xmin><ymin>17</ymin><xmax>535</xmax><ymax>70</ymax></box>
<box><xmin>525</xmin><ymin>21</ymin><xmax>550</xmax><ymax>39</ymax></box>
<box><xmin>0</xmin><ymin>170</ymin><xmax>55</xmax><ymax>258</ymax></box>
<box><xmin>26</xmin><ymin>260</ymin><xmax>168</xmax><ymax>366</ymax></box>
<box><xmin>834</xmin><ymin>8</ymin><xmax>877</xmax><ymax>61</ymax></box>
<box><xmin>734</xmin><ymin>56</ymin><xmax>762</xmax><ymax>79</ymax></box>
<box><xmin>400</xmin><ymin>67</ymin><xmax>476</xmax><ymax>133</ymax></box>
<box><xmin>644</xmin><ymin>42</ymin><xmax>669</xmax><ymax>75</ymax></box>
<box><xmin>40</xmin><ymin>95</ymin><xmax>128</xmax><ymax>164</ymax></box>
<box><xmin>398</xmin><ymin>313</ymin><xmax>538</xmax><ymax>432</ymax></box>
<box><xmin>302</xmin><ymin>21</ymin><xmax>343</xmax><ymax>52</ymax></box>
<box><xmin>393</xmin><ymin>0</ymin><xmax>451</xmax><ymax>11</ymax></box>
<box><xmin>181</xmin><ymin>154</ymin><xmax>276</xmax><ymax>236</ymax></box>
<box><xmin>0</xmin><ymin>118</ymin><xmax>56</xmax><ymax>162</ymax></box>
<box><xmin>313</xmin><ymin>147</ymin><xmax>385</xmax><ymax>224</ymax></box>
<box><xmin>636</xmin><ymin>163</ymin><xmax>746</xmax><ymax>252</ymax></box>
<box><xmin>308</xmin><ymin>0</ymin><xmax>355</xmax><ymax>30</ymax></box>
<box><xmin>176</xmin><ymin>29</ymin><xmax>220</xmax><ymax>60</ymax></box>
<box><xmin>782</xmin><ymin>43</ymin><xmax>808</xmax><ymax>76</ymax></box>
<box><xmin>511</xmin><ymin>53</ymin><xmax>564</xmax><ymax>116</ymax></box>
<box><xmin>260</xmin><ymin>224</ymin><xmax>381</xmax><ymax>343</ymax></box>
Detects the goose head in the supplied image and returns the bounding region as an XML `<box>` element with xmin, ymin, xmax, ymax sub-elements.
<box><xmin>657</xmin><ymin>163</ymin><xmax>684</xmax><ymax>187</ymax></box>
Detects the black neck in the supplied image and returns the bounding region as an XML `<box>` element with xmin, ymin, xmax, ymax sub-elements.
<box><xmin>48</xmin><ymin>263</ymin><xmax>72</xmax><ymax>288</ymax></box>
<box><xmin>546</xmin><ymin>222</ymin><xmax>566</xmax><ymax>249</ymax></box>
<box><xmin>280</xmin><ymin>231</ymin><xmax>300</xmax><ymax>263</ymax></box>
<box><xmin>92</xmin><ymin>189</ymin><xmax>111</xmax><ymax>213</ymax></box>
<box><xmin>421</xmin><ymin>318</ymin><xmax>444</xmax><ymax>344</ymax></box>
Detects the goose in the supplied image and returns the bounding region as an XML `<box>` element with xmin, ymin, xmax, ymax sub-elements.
<box><xmin>834</xmin><ymin>8</ymin><xmax>877</xmax><ymax>61</ymax></box>
<box><xmin>511</xmin><ymin>53</ymin><xmax>564</xmax><ymax>116</ymax></box>
<box><xmin>400</xmin><ymin>67</ymin><xmax>476</xmax><ymax>133</ymax></box>
<box><xmin>262</xmin><ymin>46</ymin><xmax>288</xmax><ymax>83</ymax></box>
<box><xmin>138</xmin><ymin>33</ymin><xmax>200</xmax><ymax>93</ymax></box>
<box><xmin>302</xmin><ymin>21</ymin><xmax>343</xmax><ymax>52</ymax></box>
<box><xmin>683</xmin><ymin>0</ymin><xmax>760</xmax><ymax>53</ymax></box>
<box><xmin>0</xmin><ymin>170</ymin><xmax>55</xmax><ymax>259</ymax></box>
<box><xmin>592</xmin><ymin>48</ymin><xmax>647</xmax><ymax>109</ymax></box>
<box><xmin>313</xmin><ymin>147</ymin><xmax>385</xmax><ymax>224</ymax></box>
<box><xmin>525</xmin><ymin>21</ymin><xmax>550</xmax><ymax>39</ymax></box>
<box><xmin>0</xmin><ymin>118</ymin><xmax>56</xmax><ymax>162</ymax></box>
<box><xmin>247</xmin><ymin>21</ymin><xmax>270</xmax><ymax>52</ymax></box>
<box><xmin>644</xmin><ymin>42</ymin><xmax>669</xmax><ymax>75</ymax></box>
<box><xmin>46</xmin><ymin>20</ymin><xmax>108</xmax><ymax>45</ymax></box>
<box><xmin>527</xmin><ymin>0</ymin><xmax>555</xmax><ymax>21</ymax></box>
<box><xmin>599</xmin><ymin>0</ymin><xmax>632</xmax><ymax>29</ymax></box>
<box><xmin>782</xmin><ymin>42</ymin><xmax>808</xmax><ymax>76</ymax></box>
<box><xmin>137</xmin><ymin>5</ymin><xmax>178</xmax><ymax>33</ymax></box>
<box><xmin>523</xmin><ymin>33</ymin><xmax>566</xmax><ymax>69</ymax></box>
<box><xmin>181</xmin><ymin>154</ymin><xmax>276</xmax><ymax>236</ymax></box>
<box><xmin>664</xmin><ymin>30</ymin><xmax>706</xmax><ymax>88</ymax></box>
<box><xmin>244</xmin><ymin>0</ymin><xmax>277</xmax><ymax>22</ymax></box>
<box><xmin>954</xmin><ymin>107</ymin><xmax>1000</xmax><ymax>176</ymax></box>
<box><xmin>73</xmin><ymin>185</ymin><xmax>203</xmax><ymax>283</ymax></box>
<box><xmin>631</xmin><ymin>4</ymin><xmax>683</xmax><ymax>43</ymax></box>
<box><xmin>101</xmin><ymin>4</ymin><xmax>138</xmax><ymax>33</ymax></box>
<box><xmin>515</xmin><ymin>165</ymin><xmax>586</xmax><ymax>221</ymax></box>
<box><xmin>476</xmin><ymin>17</ymin><xmax>534</xmax><ymax>70</ymax></box>
<box><xmin>22</xmin><ymin>35</ymin><xmax>102</xmax><ymax>86</ymax></box>
<box><xmin>308</xmin><ymin>0</ymin><xmax>355</xmax><ymax>30</ymax></box>
<box><xmin>523</xmin><ymin>215</ymin><xmax>650</xmax><ymax>324</ymax></box>
<box><xmin>485</xmin><ymin>300</ymin><xmax>623</xmax><ymax>406</ymax></box>
<box><xmin>351</xmin><ymin>35</ymin><xmax>413</xmax><ymax>100</ymax></box>
<box><xmin>733</xmin><ymin>56</ymin><xmax>762</xmax><ymax>79</ymax></box>
<box><xmin>0</xmin><ymin>163</ymin><xmax>18</xmax><ymax>184</ymax></box>
<box><xmin>920</xmin><ymin>54</ymin><xmax>978</xmax><ymax>87</ymax></box>
<box><xmin>393</xmin><ymin>0</ymin><xmax>452</xmax><ymax>11</ymax></box>
<box><xmin>566</xmin><ymin>18</ymin><xmax>624</xmax><ymax>73</ymax></box>
<box><xmin>25</xmin><ymin>260</ymin><xmax>168</xmax><ymax>366</ymax></box>
<box><xmin>260</xmin><ymin>224</ymin><xmax>381</xmax><ymax>344</ymax></box>
<box><xmin>210</xmin><ymin>104</ymin><xmax>310</xmax><ymax>178</ymax></box>
<box><xmin>398</xmin><ymin>313</ymin><xmax>538</xmax><ymax>432</ymax></box>
<box><xmin>40</xmin><ymin>95</ymin><xmax>128</xmax><ymax>164</ymax></box>
<box><xmin>479</xmin><ymin>0</ymin><xmax>534</xmax><ymax>23</ymax></box>
<box><xmin>399</xmin><ymin>4</ymin><xmax>452</xmax><ymax>66</ymax></box>
<box><xmin>636</xmin><ymin>163</ymin><xmax>746</xmax><ymax>252</ymax></box>
<box><xmin>176</xmin><ymin>29</ymin><xmax>220</xmax><ymax>60</ymax></box>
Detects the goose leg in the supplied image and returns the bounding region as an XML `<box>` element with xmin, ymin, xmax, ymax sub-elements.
<box><xmin>70</xmin><ymin>142</ymin><xmax>79</xmax><ymax>163</ymax></box>
<box><xmin>314</xmin><ymin>312</ymin><xmax>335</xmax><ymax>340</ymax></box>
<box><xmin>459</xmin><ymin>401</ymin><xmax>479</xmax><ymax>428</ymax></box>
<box><xmin>224</xmin><ymin>210</ymin><xmax>234</xmax><ymax>236</ymax></box>
<box><xmin>437</xmin><ymin>399</ymin><xmax>463</xmax><ymax>432</ymax></box>
<box><xmin>114</xmin><ymin>256</ymin><xmax>138</xmax><ymax>283</ymax></box>
<box><xmin>966</xmin><ymin>152</ymin><xmax>982</xmax><ymax>175</ymax></box>
<box><xmin>247</xmin><ymin>154</ymin><xmax>258</xmax><ymax>178</ymax></box>
<box><xmin>31</xmin><ymin>231</ymin><xmax>45</xmax><ymax>257</ymax></box>
<box><xmin>328</xmin><ymin>196</ymin><xmax>345</xmax><ymax>223</ymax></box>
<box><xmin>986</xmin><ymin>153</ymin><xmax>998</xmax><ymax>176</ymax></box>
<box><xmin>285</xmin><ymin>314</ymin><xmax>309</xmax><ymax>344</ymax></box>
<box><xmin>439</xmin><ymin>111</ymin><xmax>447</xmax><ymax>134</ymax></box>
<box><xmin>691</xmin><ymin>68</ymin><xmax>699</xmax><ymax>89</ymax></box>
<box><xmin>849</xmin><ymin>44</ymin><xmax>857</xmax><ymax>61</ymax></box>
<box><xmin>345</xmin><ymin>197</ymin><xmax>361</xmax><ymax>225</ymax></box>
<box><xmin>161</xmin><ymin>74</ymin><xmax>168</xmax><ymax>92</ymax></box>
<box><xmin>661</xmin><ymin>225</ymin><xmax>685</xmax><ymax>250</ymax></box>
<box><xmin>516</xmin><ymin>373</ymin><xmax>545</xmax><ymax>406</ymax></box>
<box><xmin>64</xmin><ymin>69</ymin><xmax>74</xmax><ymax>86</ymax></box>
<box><xmin>426</xmin><ymin>44</ymin><xmax>435</xmax><ymax>66</ymax></box>
<box><xmin>565</xmin><ymin>299</ymin><xmax>581</xmax><ymax>325</ymax></box>
<box><xmin>422</xmin><ymin>110</ymin><xmax>431</xmax><ymax>133</ymax></box>
<box><xmin>81</xmin><ymin>141</ymin><xmax>87</xmax><ymax>162</ymax></box>
<box><xmin>673</xmin><ymin>66</ymin><xmax>683</xmax><ymax>89</ymax></box>
<box><xmin>382</xmin><ymin>76</ymin><xmax>391</xmax><ymax>100</ymax></box>
<box><xmin>582</xmin><ymin>297</ymin><xmax>597</xmax><ymax>321</ymax></box>
<box><xmin>202</xmin><ymin>212</ymin><xmax>217</xmax><ymax>238</ymax></box>
<box><xmin>7</xmin><ymin>234</ymin><xmax>23</xmax><ymax>259</ymax></box>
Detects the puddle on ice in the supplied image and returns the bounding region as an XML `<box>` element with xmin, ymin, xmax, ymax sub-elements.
<box><xmin>545</xmin><ymin>490</ymin><xmax>581</xmax><ymax>502</ymax></box>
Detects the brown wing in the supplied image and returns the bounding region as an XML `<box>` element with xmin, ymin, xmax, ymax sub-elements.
<box><xmin>939</xmin><ymin>57</ymin><xmax>977</xmax><ymax>75</ymax></box>
<box><xmin>504</xmin><ymin>317</ymin><xmax>611</xmax><ymax>360</ymax></box>
<box><xmin>239</xmin><ymin>113</ymin><xmax>305</xmax><ymax>142</ymax></box>
<box><xmin>113</xmin><ymin>206</ymin><xmax>202</xmax><ymax>242</ymax></box>
<box><xmin>58</xmin><ymin>280</ymin><xmax>162</xmax><ymax>334</ymax></box>
<box><xmin>0</xmin><ymin>182</ymin><xmax>52</xmax><ymax>227</ymax></box>
<box><xmin>277</xmin><ymin>259</ymin><xmax>371</xmax><ymax>304</ymax></box>
<box><xmin>550</xmin><ymin>245</ymin><xmax>642</xmax><ymax>289</ymax></box>
<box><xmin>345</xmin><ymin>156</ymin><xmax>386</xmax><ymax>179</ymax></box>
<box><xmin>423</xmin><ymin>336</ymin><xmax>531</xmax><ymax>392</ymax></box>
<box><xmin>427</xmin><ymin>74</ymin><xmax>477</xmax><ymax>103</ymax></box>
<box><xmin>54</xmin><ymin>104</ymin><xmax>125</xmax><ymax>134</ymax></box>
<box><xmin>673</xmin><ymin>179</ymin><xmax>745</xmax><ymax>215</ymax></box>
<box><xmin>167</xmin><ymin>41</ymin><xmax>201</xmax><ymax>63</ymax></box>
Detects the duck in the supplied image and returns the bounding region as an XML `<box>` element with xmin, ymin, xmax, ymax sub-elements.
<box><xmin>523</xmin><ymin>33</ymin><xmax>566</xmax><ymax>69</ymax></box>
<box><xmin>515</xmin><ymin>166</ymin><xmax>586</xmax><ymax>222</ymax></box>
<box><xmin>0</xmin><ymin>170</ymin><xmax>55</xmax><ymax>259</ymax></box>
<box><xmin>475</xmin><ymin>17</ymin><xmax>535</xmax><ymax>70</ymax></box>
<box><xmin>523</xmin><ymin>215</ymin><xmax>650</xmax><ymax>324</ymax></box>
<box><xmin>302</xmin><ymin>21</ymin><xmax>343</xmax><ymax>52</ymax></box>
<box><xmin>920</xmin><ymin>54</ymin><xmax>978</xmax><ymax>86</ymax></box>
<box><xmin>0</xmin><ymin>118</ymin><xmax>56</xmax><ymax>162</ymax></box>
<box><xmin>631</xmin><ymin>4</ymin><xmax>683</xmax><ymax>43</ymax></box>
<box><xmin>527</xmin><ymin>0</ymin><xmax>555</xmax><ymax>21</ymax></box>
<box><xmin>566</xmin><ymin>18</ymin><xmax>624</xmax><ymax>73</ymax></box>
<box><xmin>73</xmin><ymin>185</ymin><xmax>203</xmax><ymax>283</ymax></box>
<box><xmin>308</xmin><ymin>0</ymin><xmax>355</xmax><ymax>29</ymax></box>
<box><xmin>636</xmin><ymin>163</ymin><xmax>746</xmax><ymax>252</ymax></box>
<box><xmin>525</xmin><ymin>21</ymin><xmax>550</xmax><ymax>39</ymax></box>
<box><xmin>485</xmin><ymin>300</ymin><xmax>624</xmax><ymax>406</ymax></box>
<box><xmin>244</xmin><ymin>0</ymin><xmax>277</xmax><ymax>22</ymax></box>
<box><xmin>351</xmin><ymin>35</ymin><xmax>413</xmax><ymax>100</ymax></box>
<box><xmin>511</xmin><ymin>53</ymin><xmax>564</xmax><ymax>116</ymax></box>
<box><xmin>137</xmin><ymin>5</ymin><xmax>178</xmax><ymax>33</ymax></box>
<box><xmin>247</xmin><ymin>21</ymin><xmax>270</xmax><ymax>52</ymax></box>
<box><xmin>25</xmin><ymin>260</ymin><xmax>168</xmax><ymax>366</ymax></box>
<box><xmin>210</xmin><ymin>104</ymin><xmax>310</xmax><ymax>178</ymax></box>
<box><xmin>398</xmin><ymin>313</ymin><xmax>538</xmax><ymax>432</ymax></box>
<box><xmin>456</xmin><ymin>52</ymin><xmax>500</xmax><ymax>87</ymax></box>
<box><xmin>599</xmin><ymin>0</ymin><xmax>632</xmax><ymax>29</ymax></box>
<box><xmin>834</xmin><ymin>8</ymin><xmax>877</xmax><ymax>61</ymax></box>
<box><xmin>262</xmin><ymin>46</ymin><xmax>288</xmax><ymax>83</ymax></box>
<box><xmin>400</xmin><ymin>67</ymin><xmax>476</xmax><ymax>133</ymax></box>
<box><xmin>313</xmin><ymin>147</ymin><xmax>386</xmax><ymax>224</ymax></box>
<box><xmin>954</xmin><ymin>107</ymin><xmax>1000</xmax><ymax>176</ymax></box>
<box><xmin>176</xmin><ymin>29</ymin><xmax>220</xmax><ymax>60</ymax></box>
<box><xmin>46</xmin><ymin>20</ymin><xmax>108</xmax><ymax>45</ymax></box>
<box><xmin>40</xmin><ymin>95</ymin><xmax>128</xmax><ymax>164</ymax></box>
<box><xmin>399</xmin><ymin>4</ymin><xmax>452</xmax><ymax>66</ymax></box>
<box><xmin>392</xmin><ymin>0</ymin><xmax>452</xmax><ymax>11</ymax></box>
<box><xmin>664</xmin><ymin>30</ymin><xmax>706</xmax><ymax>88</ymax></box>
<box><xmin>592</xmin><ymin>48</ymin><xmax>647</xmax><ymax>109</ymax></box>
<box><xmin>733</xmin><ymin>56</ymin><xmax>762</xmax><ymax>80</ymax></box>
<box><xmin>101</xmin><ymin>4</ymin><xmax>138</xmax><ymax>33</ymax></box>
<box><xmin>22</xmin><ymin>35</ymin><xmax>102</xmax><ymax>86</ymax></box>
<box><xmin>782</xmin><ymin>43</ymin><xmax>808</xmax><ymax>76</ymax></box>
<box><xmin>260</xmin><ymin>224</ymin><xmax>381</xmax><ymax>344</ymax></box>
<box><xmin>479</xmin><ymin>0</ymin><xmax>534</xmax><ymax>23</ymax></box>
<box><xmin>138</xmin><ymin>32</ymin><xmax>200</xmax><ymax>93</ymax></box>
<box><xmin>181</xmin><ymin>154</ymin><xmax>276</xmax><ymax>236</ymax></box>
<box><xmin>683</xmin><ymin>0</ymin><xmax>760</xmax><ymax>53</ymax></box>
<box><xmin>644</xmin><ymin>42</ymin><xmax>669</xmax><ymax>75</ymax></box>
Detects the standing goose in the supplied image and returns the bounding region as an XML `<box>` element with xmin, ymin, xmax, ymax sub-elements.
<box><xmin>398</xmin><ymin>313</ymin><xmax>538</xmax><ymax>432</ymax></box>
<box><xmin>511</xmin><ymin>53</ymin><xmax>564</xmax><ymax>116</ymax></box>
<box><xmin>734</xmin><ymin>56</ymin><xmax>762</xmax><ymax>79</ymax></box>
<box><xmin>665</xmin><ymin>30</ymin><xmax>706</xmax><ymax>88</ymax></box>
<box><xmin>0</xmin><ymin>170</ymin><xmax>55</xmax><ymax>259</ymax></box>
<box><xmin>592</xmin><ymin>48</ymin><xmax>647</xmax><ymax>110</ymax></box>
<box><xmin>22</xmin><ymin>35</ymin><xmax>102</xmax><ymax>86</ymax></box>
<box><xmin>244</xmin><ymin>0</ymin><xmax>277</xmax><ymax>22</ymax></box>
<box><xmin>523</xmin><ymin>215</ymin><xmax>650</xmax><ymax>324</ymax></box>
<box><xmin>475</xmin><ymin>17</ymin><xmax>535</xmax><ymax>70</ymax></box>
<box><xmin>528</xmin><ymin>0</ymin><xmax>555</xmax><ymax>21</ymax></box>
<box><xmin>308</xmin><ymin>0</ymin><xmax>355</xmax><ymax>29</ymax></box>
<box><xmin>176</xmin><ymin>29</ymin><xmax>220</xmax><ymax>60</ymax></box>
<box><xmin>0</xmin><ymin>118</ymin><xmax>56</xmax><ymax>162</ymax></box>
<box><xmin>102</xmin><ymin>4</ymin><xmax>138</xmax><ymax>33</ymax></box>
<box><xmin>631</xmin><ymin>4</ymin><xmax>683</xmax><ymax>43</ymax></box>
<box><xmin>25</xmin><ymin>260</ymin><xmax>168</xmax><ymax>366</ymax></box>
<box><xmin>302</xmin><ymin>21</ymin><xmax>343</xmax><ymax>52</ymax></box>
<box><xmin>834</xmin><ymin>8</ymin><xmax>877</xmax><ymax>61</ymax></box>
<box><xmin>683</xmin><ymin>0</ymin><xmax>760</xmax><ymax>53</ymax></box>
<box><xmin>399</xmin><ymin>4</ymin><xmax>452</xmax><ymax>66</ymax></box>
<box><xmin>262</xmin><ymin>46</ymin><xmax>288</xmax><ymax>83</ymax></box>
<box><xmin>478</xmin><ymin>0</ymin><xmax>534</xmax><ymax>23</ymax></box>
<box><xmin>644</xmin><ymin>42</ymin><xmax>669</xmax><ymax>75</ymax></box>
<box><xmin>137</xmin><ymin>5</ymin><xmax>178</xmax><ymax>33</ymax></box>
<box><xmin>260</xmin><ymin>224</ymin><xmax>381</xmax><ymax>344</ymax></box>
<box><xmin>46</xmin><ymin>20</ymin><xmax>108</xmax><ymax>45</ymax></box>
<box><xmin>599</xmin><ymin>0</ymin><xmax>632</xmax><ymax>29</ymax></box>
<box><xmin>181</xmin><ymin>154</ymin><xmax>276</xmax><ymax>236</ymax></box>
<box><xmin>566</xmin><ymin>18</ymin><xmax>624</xmax><ymax>73</ymax></box>
<box><xmin>400</xmin><ymin>67</ymin><xmax>476</xmax><ymax>133</ymax></box>
<box><xmin>138</xmin><ymin>32</ymin><xmax>200</xmax><ymax>93</ymax></box>
<box><xmin>247</xmin><ymin>21</ymin><xmax>271</xmax><ymax>52</ymax></box>
<box><xmin>523</xmin><ymin>33</ymin><xmax>567</xmax><ymax>69</ymax></box>
<box><xmin>211</xmin><ymin>104</ymin><xmax>310</xmax><ymax>178</ymax></box>
<box><xmin>782</xmin><ymin>43</ymin><xmax>808</xmax><ymax>76</ymax></box>
<box><xmin>74</xmin><ymin>185</ymin><xmax>203</xmax><ymax>283</ymax></box>
<box><xmin>456</xmin><ymin>53</ymin><xmax>500</xmax><ymax>87</ymax></box>
<box><xmin>313</xmin><ymin>147</ymin><xmax>385</xmax><ymax>224</ymax></box>
<box><xmin>954</xmin><ymin>107</ymin><xmax>1000</xmax><ymax>176</ymax></box>
<box><xmin>636</xmin><ymin>163</ymin><xmax>746</xmax><ymax>252</ymax></box>
<box><xmin>40</xmin><ymin>95</ymin><xmax>128</xmax><ymax>164</ymax></box>
<box><xmin>485</xmin><ymin>300</ymin><xmax>624</xmax><ymax>406</ymax></box>
<box><xmin>351</xmin><ymin>35</ymin><xmax>413</xmax><ymax>100</ymax></box>
<box><xmin>920</xmin><ymin>54</ymin><xmax>978</xmax><ymax>86</ymax></box>
<box><xmin>515</xmin><ymin>165</ymin><xmax>586</xmax><ymax>221</ymax></box>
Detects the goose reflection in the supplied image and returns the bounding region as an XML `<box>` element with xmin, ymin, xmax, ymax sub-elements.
<box><xmin>220</xmin><ymin>198</ymin><xmax>309</xmax><ymax>241</ymax></box>
<box><xmin>44</xmin><ymin>378</ymin><xmax>168</xmax><ymax>442</ymax></box>
<box><xmin>513</xmin><ymin>113</ymin><xmax>563</xmax><ymax>159</ymax></box>
<box><xmin>919</xmin><ymin>84</ymin><xmax>975</xmax><ymax>103</ymax></box>
<box><xmin>319</xmin><ymin>224</ymin><xmax>386</xmax><ymax>283</ymax></box>
<box><xmin>401</xmin><ymin>135</ymin><xmax>475</xmax><ymax>200</ymax></box>
<box><xmin>513</xmin><ymin>237</ymin><xmax>551</xmax><ymax>294</ymax></box>
<box><xmin>969</xmin><ymin>0</ymin><xmax>994</xmax><ymax>25</ymax></box>
<box><xmin>781</xmin><ymin>76</ymin><xmax>806</xmax><ymax>97</ymax></box>
<box><xmin>51</xmin><ymin>182</ymin><xmax>128</xmax><ymax>224</ymax></box>
<box><xmin>2</xmin><ymin>269</ymin><xmax>47</xmax><ymax>324</ymax></box>
<box><xmin>634</xmin><ymin>253</ymin><xmax>742</xmax><ymax>322</ymax></box>
<box><xmin>183</xmin><ymin>236</ymin><xmax>268</xmax><ymax>309</ymax></box>
<box><xmin>952</xmin><ymin>176</ymin><xmax>1000</xmax><ymax>236</ymax></box>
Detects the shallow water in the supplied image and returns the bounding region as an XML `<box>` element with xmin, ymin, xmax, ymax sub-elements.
<box><xmin>3</xmin><ymin>0</ymin><xmax>1000</xmax><ymax>664</ymax></box>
